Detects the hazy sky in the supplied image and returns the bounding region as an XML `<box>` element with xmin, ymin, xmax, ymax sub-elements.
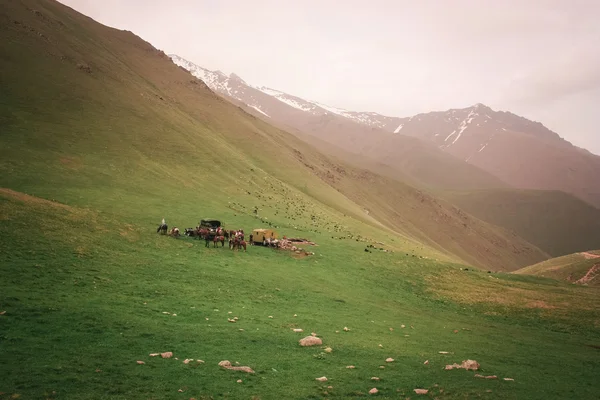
<box><xmin>60</xmin><ymin>0</ymin><xmax>600</xmax><ymax>155</ymax></box>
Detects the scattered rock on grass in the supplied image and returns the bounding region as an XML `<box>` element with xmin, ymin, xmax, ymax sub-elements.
<box><xmin>369</xmin><ymin>388</ymin><xmax>378</xmax><ymax>394</ymax></box>
<box><xmin>475</xmin><ymin>374</ymin><xmax>497</xmax><ymax>379</ymax></box>
<box><xmin>218</xmin><ymin>360</ymin><xmax>255</xmax><ymax>373</ymax></box>
<box><xmin>385</xmin><ymin>358</ymin><xmax>394</xmax><ymax>363</ymax></box>
<box><xmin>292</xmin><ymin>328</ymin><xmax>303</xmax><ymax>333</ymax></box>
<box><xmin>324</xmin><ymin>347</ymin><xmax>333</xmax><ymax>353</ymax></box>
<box><xmin>424</xmin><ymin>360</ymin><xmax>429</xmax><ymax>365</ymax></box>
<box><xmin>161</xmin><ymin>352</ymin><xmax>173</xmax><ymax>358</ymax></box>
<box><xmin>136</xmin><ymin>360</ymin><xmax>145</xmax><ymax>365</ymax></box>
<box><xmin>414</xmin><ymin>389</ymin><xmax>428</xmax><ymax>394</ymax></box>
<box><xmin>504</xmin><ymin>378</ymin><xmax>515</xmax><ymax>381</ymax></box>
<box><xmin>445</xmin><ymin>360</ymin><xmax>480</xmax><ymax>371</ymax></box>
<box><xmin>346</xmin><ymin>365</ymin><xmax>356</xmax><ymax>369</ymax></box>
<box><xmin>316</xmin><ymin>376</ymin><xmax>328</xmax><ymax>382</ymax></box>
<box><xmin>299</xmin><ymin>336</ymin><xmax>322</xmax><ymax>346</ymax></box>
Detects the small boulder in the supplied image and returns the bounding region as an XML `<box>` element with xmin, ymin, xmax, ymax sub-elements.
<box><xmin>316</xmin><ymin>376</ymin><xmax>328</xmax><ymax>382</ymax></box>
<box><xmin>299</xmin><ymin>336</ymin><xmax>322</xmax><ymax>346</ymax></box>
<box><xmin>414</xmin><ymin>389</ymin><xmax>428</xmax><ymax>395</ymax></box>
<box><xmin>461</xmin><ymin>360</ymin><xmax>480</xmax><ymax>370</ymax></box>
<box><xmin>369</xmin><ymin>388</ymin><xmax>378</xmax><ymax>394</ymax></box>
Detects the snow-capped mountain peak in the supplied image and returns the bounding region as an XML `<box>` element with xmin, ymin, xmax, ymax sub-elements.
<box><xmin>169</xmin><ymin>54</ymin><xmax>574</xmax><ymax>159</ymax></box>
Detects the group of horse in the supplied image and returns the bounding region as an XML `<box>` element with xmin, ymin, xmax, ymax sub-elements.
<box><xmin>157</xmin><ymin>223</ymin><xmax>247</xmax><ymax>251</ymax></box>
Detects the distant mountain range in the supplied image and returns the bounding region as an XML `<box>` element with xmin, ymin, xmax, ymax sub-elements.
<box><xmin>170</xmin><ymin>54</ymin><xmax>600</xmax><ymax>209</ymax></box>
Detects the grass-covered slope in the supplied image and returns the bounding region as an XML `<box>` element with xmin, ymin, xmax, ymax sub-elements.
<box><xmin>514</xmin><ymin>251</ymin><xmax>600</xmax><ymax>286</ymax></box>
<box><xmin>0</xmin><ymin>0</ymin><xmax>548</xmax><ymax>270</ymax></box>
<box><xmin>2</xmin><ymin>187</ymin><xmax>600</xmax><ymax>400</ymax></box>
<box><xmin>443</xmin><ymin>189</ymin><xmax>600</xmax><ymax>257</ymax></box>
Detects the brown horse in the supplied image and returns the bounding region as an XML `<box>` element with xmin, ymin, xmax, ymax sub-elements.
<box><xmin>198</xmin><ymin>228</ymin><xmax>209</xmax><ymax>240</ymax></box>
<box><xmin>231</xmin><ymin>237</ymin><xmax>247</xmax><ymax>252</ymax></box>
<box><xmin>169</xmin><ymin>227</ymin><xmax>180</xmax><ymax>237</ymax></box>
<box><xmin>213</xmin><ymin>235</ymin><xmax>225</xmax><ymax>247</ymax></box>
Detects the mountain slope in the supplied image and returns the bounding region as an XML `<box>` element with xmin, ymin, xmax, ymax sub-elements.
<box><xmin>391</xmin><ymin>104</ymin><xmax>600</xmax><ymax>208</ymax></box>
<box><xmin>0</xmin><ymin>0</ymin><xmax>550</xmax><ymax>270</ymax></box>
<box><xmin>514</xmin><ymin>251</ymin><xmax>600</xmax><ymax>286</ymax></box>
<box><xmin>170</xmin><ymin>55</ymin><xmax>510</xmax><ymax>192</ymax></box>
<box><xmin>170</xmin><ymin>55</ymin><xmax>600</xmax><ymax>208</ymax></box>
<box><xmin>442</xmin><ymin>189</ymin><xmax>600</xmax><ymax>257</ymax></box>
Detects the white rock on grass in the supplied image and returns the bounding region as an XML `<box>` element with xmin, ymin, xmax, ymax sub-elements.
<box><xmin>369</xmin><ymin>388</ymin><xmax>378</xmax><ymax>394</ymax></box>
<box><xmin>315</xmin><ymin>376</ymin><xmax>328</xmax><ymax>382</ymax></box>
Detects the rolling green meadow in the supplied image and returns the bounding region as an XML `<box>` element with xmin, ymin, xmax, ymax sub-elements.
<box><xmin>1</xmin><ymin>1</ymin><xmax>599</xmax><ymax>399</ymax></box>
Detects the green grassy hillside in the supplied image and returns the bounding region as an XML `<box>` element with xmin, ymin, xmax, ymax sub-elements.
<box><xmin>0</xmin><ymin>0</ymin><xmax>548</xmax><ymax>270</ymax></box>
<box><xmin>442</xmin><ymin>189</ymin><xmax>600</xmax><ymax>257</ymax></box>
<box><xmin>1</xmin><ymin>1</ymin><xmax>599</xmax><ymax>399</ymax></box>
<box><xmin>514</xmin><ymin>251</ymin><xmax>600</xmax><ymax>286</ymax></box>
<box><xmin>2</xmin><ymin>185</ymin><xmax>600</xmax><ymax>400</ymax></box>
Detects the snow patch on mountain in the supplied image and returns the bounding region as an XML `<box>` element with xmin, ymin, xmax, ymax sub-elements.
<box><xmin>447</xmin><ymin>109</ymin><xmax>478</xmax><ymax>146</ymax></box>
<box><xmin>249</xmin><ymin>105</ymin><xmax>270</xmax><ymax>118</ymax></box>
<box><xmin>393</xmin><ymin>123</ymin><xmax>404</xmax><ymax>133</ymax></box>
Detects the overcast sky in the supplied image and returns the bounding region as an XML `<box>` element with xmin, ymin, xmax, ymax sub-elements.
<box><xmin>60</xmin><ymin>0</ymin><xmax>600</xmax><ymax>155</ymax></box>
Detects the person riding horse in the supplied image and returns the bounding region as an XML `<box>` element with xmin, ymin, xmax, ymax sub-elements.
<box><xmin>157</xmin><ymin>218</ymin><xmax>168</xmax><ymax>234</ymax></box>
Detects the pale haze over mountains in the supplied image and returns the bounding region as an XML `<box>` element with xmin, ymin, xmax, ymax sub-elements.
<box><xmin>59</xmin><ymin>0</ymin><xmax>600</xmax><ymax>155</ymax></box>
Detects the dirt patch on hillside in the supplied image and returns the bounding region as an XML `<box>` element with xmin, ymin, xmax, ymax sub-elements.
<box><xmin>0</xmin><ymin>188</ymin><xmax>73</xmax><ymax>211</ymax></box>
<box><xmin>580</xmin><ymin>252</ymin><xmax>600</xmax><ymax>260</ymax></box>
<box><xmin>575</xmin><ymin>264</ymin><xmax>600</xmax><ymax>285</ymax></box>
<box><xmin>59</xmin><ymin>156</ymin><xmax>83</xmax><ymax>170</ymax></box>
<box><xmin>119</xmin><ymin>223</ymin><xmax>140</xmax><ymax>242</ymax></box>
<box><xmin>526</xmin><ymin>300</ymin><xmax>556</xmax><ymax>309</ymax></box>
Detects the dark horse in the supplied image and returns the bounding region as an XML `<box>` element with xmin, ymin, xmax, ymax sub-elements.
<box><xmin>157</xmin><ymin>223</ymin><xmax>168</xmax><ymax>235</ymax></box>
